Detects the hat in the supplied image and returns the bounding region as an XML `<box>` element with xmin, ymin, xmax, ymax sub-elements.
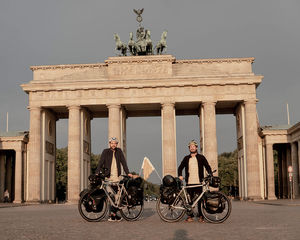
<box><xmin>109</xmin><ymin>137</ymin><xmax>119</xmax><ymax>143</ymax></box>
<box><xmin>188</xmin><ymin>140</ymin><xmax>198</xmax><ymax>147</ymax></box>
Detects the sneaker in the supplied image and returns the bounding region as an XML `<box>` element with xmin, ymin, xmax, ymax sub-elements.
<box><xmin>198</xmin><ymin>216</ymin><xmax>205</xmax><ymax>223</ymax></box>
<box><xmin>108</xmin><ymin>215</ymin><xmax>116</xmax><ymax>222</ymax></box>
<box><xmin>114</xmin><ymin>215</ymin><xmax>122</xmax><ymax>222</ymax></box>
<box><xmin>185</xmin><ymin>216</ymin><xmax>194</xmax><ymax>223</ymax></box>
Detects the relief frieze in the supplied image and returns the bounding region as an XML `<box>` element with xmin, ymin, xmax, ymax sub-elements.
<box><xmin>108</xmin><ymin>63</ymin><xmax>171</xmax><ymax>78</ymax></box>
<box><xmin>45</xmin><ymin>141</ymin><xmax>54</xmax><ymax>155</ymax></box>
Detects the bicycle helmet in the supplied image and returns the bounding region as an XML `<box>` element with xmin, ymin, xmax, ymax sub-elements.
<box><xmin>188</xmin><ymin>140</ymin><xmax>198</xmax><ymax>147</ymax></box>
<box><xmin>162</xmin><ymin>175</ymin><xmax>176</xmax><ymax>187</ymax></box>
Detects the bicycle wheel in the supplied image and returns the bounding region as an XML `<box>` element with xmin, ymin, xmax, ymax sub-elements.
<box><xmin>78</xmin><ymin>192</ymin><xmax>108</xmax><ymax>222</ymax></box>
<box><xmin>156</xmin><ymin>196</ymin><xmax>186</xmax><ymax>223</ymax></box>
<box><xmin>201</xmin><ymin>191</ymin><xmax>231</xmax><ymax>223</ymax></box>
<box><xmin>119</xmin><ymin>195</ymin><xmax>144</xmax><ymax>221</ymax></box>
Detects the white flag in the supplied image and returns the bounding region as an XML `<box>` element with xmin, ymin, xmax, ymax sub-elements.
<box><xmin>141</xmin><ymin>157</ymin><xmax>155</xmax><ymax>180</ymax></box>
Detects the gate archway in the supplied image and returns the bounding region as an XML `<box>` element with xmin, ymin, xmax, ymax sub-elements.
<box><xmin>22</xmin><ymin>55</ymin><xmax>264</xmax><ymax>202</ymax></box>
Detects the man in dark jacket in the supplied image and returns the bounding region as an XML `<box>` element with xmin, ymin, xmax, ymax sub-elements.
<box><xmin>96</xmin><ymin>137</ymin><xmax>132</xmax><ymax>222</ymax></box>
<box><xmin>178</xmin><ymin>140</ymin><xmax>212</xmax><ymax>223</ymax></box>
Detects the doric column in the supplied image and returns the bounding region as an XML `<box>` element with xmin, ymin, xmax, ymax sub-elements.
<box><xmin>13</xmin><ymin>150</ymin><xmax>23</xmax><ymax>203</ymax></box>
<box><xmin>244</xmin><ymin>100</ymin><xmax>261</xmax><ymax>199</ymax></box>
<box><xmin>161</xmin><ymin>103</ymin><xmax>177</xmax><ymax>176</ymax></box>
<box><xmin>202</xmin><ymin>101</ymin><xmax>218</xmax><ymax>174</ymax></box>
<box><xmin>120</xmin><ymin>107</ymin><xmax>127</xmax><ymax>157</ymax></box>
<box><xmin>291</xmin><ymin>142</ymin><xmax>299</xmax><ymax>197</ymax></box>
<box><xmin>67</xmin><ymin>105</ymin><xmax>81</xmax><ymax>203</ymax></box>
<box><xmin>282</xmin><ymin>148</ymin><xmax>288</xmax><ymax>198</ymax></box>
<box><xmin>266</xmin><ymin>144</ymin><xmax>276</xmax><ymax>199</ymax></box>
<box><xmin>27</xmin><ymin>106</ymin><xmax>42</xmax><ymax>201</ymax></box>
<box><xmin>107</xmin><ymin>104</ymin><xmax>121</xmax><ymax>145</ymax></box>
<box><xmin>0</xmin><ymin>153</ymin><xmax>6</xmax><ymax>201</ymax></box>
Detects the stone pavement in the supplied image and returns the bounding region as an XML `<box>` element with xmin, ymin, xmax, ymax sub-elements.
<box><xmin>0</xmin><ymin>200</ymin><xmax>300</xmax><ymax>240</ymax></box>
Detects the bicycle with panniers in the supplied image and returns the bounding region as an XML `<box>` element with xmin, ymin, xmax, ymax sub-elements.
<box><xmin>156</xmin><ymin>170</ymin><xmax>231</xmax><ymax>223</ymax></box>
<box><xmin>78</xmin><ymin>168</ymin><xmax>144</xmax><ymax>222</ymax></box>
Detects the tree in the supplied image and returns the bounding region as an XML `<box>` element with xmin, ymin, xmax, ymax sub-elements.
<box><xmin>218</xmin><ymin>150</ymin><xmax>238</xmax><ymax>196</ymax></box>
<box><xmin>55</xmin><ymin>147</ymin><xmax>101</xmax><ymax>201</ymax></box>
<box><xmin>56</xmin><ymin>147</ymin><xmax>68</xmax><ymax>201</ymax></box>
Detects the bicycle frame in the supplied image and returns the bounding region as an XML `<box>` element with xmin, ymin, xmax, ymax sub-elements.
<box><xmin>100</xmin><ymin>180</ymin><xmax>129</xmax><ymax>209</ymax></box>
<box><xmin>172</xmin><ymin>180</ymin><xmax>210</xmax><ymax>210</ymax></box>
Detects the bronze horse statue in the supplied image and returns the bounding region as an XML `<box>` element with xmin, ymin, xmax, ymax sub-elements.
<box><xmin>114</xmin><ymin>34</ymin><xmax>127</xmax><ymax>56</ymax></box>
<box><xmin>145</xmin><ymin>30</ymin><xmax>153</xmax><ymax>55</ymax></box>
<box><xmin>155</xmin><ymin>31</ymin><xmax>167</xmax><ymax>55</ymax></box>
<box><xmin>128</xmin><ymin>32</ymin><xmax>138</xmax><ymax>56</ymax></box>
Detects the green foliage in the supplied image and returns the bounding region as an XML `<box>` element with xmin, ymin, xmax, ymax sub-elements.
<box><xmin>55</xmin><ymin>147</ymin><xmax>100</xmax><ymax>201</ymax></box>
<box><xmin>143</xmin><ymin>180</ymin><xmax>160</xmax><ymax>196</ymax></box>
<box><xmin>56</xmin><ymin>147</ymin><xmax>68</xmax><ymax>201</ymax></box>
<box><xmin>90</xmin><ymin>152</ymin><xmax>101</xmax><ymax>173</ymax></box>
<box><xmin>218</xmin><ymin>150</ymin><xmax>238</xmax><ymax>195</ymax></box>
<box><xmin>130</xmin><ymin>171</ymin><xmax>160</xmax><ymax>196</ymax></box>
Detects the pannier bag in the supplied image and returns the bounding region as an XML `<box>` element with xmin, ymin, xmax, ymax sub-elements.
<box><xmin>209</xmin><ymin>176</ymin><xmax>221</xmax><ymax>188</ymax></box>
<box><xmin>79</xmin><ymin>189</ymin><xmax>106</xmax><ymax>213</ymax></box>
<box><xmin>159</xmin><ymin>185</ymin><xmax>177</xmax><ymax>204</ymax></box>
<box><xmin>204</xmin><ymin>191</ymin><xmax>225</xmax><ymax>214</ymax></box>
<box><xmin>88</xmin><ymin>174</ymin><xmax>102</xmax><ymax>188</ymax></box>
<box><xmin>125</xmin><ymin>177</ymin><xmax>144</xmax><ymax>206</ymax></box>
<box><xmin>160</xmin><ymin>175</ymin><xmax>182</xmax><ymax>204</ymax></box>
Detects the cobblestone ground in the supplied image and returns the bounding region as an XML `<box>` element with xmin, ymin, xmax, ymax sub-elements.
<box><xmin>0</xmin><ymin>200</ymin><xmax>300</xmax><ymax>240</ymax></box>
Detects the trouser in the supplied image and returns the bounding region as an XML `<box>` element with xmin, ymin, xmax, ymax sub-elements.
<box><xmin>109</xmin><ymin>185</ymin><xmax>119</xmax><ymax>215</ymax></box>
<box><xmin>187</xmin><ymin>184</ymin><xmax>203</xmax><ymax>217</ymax></box>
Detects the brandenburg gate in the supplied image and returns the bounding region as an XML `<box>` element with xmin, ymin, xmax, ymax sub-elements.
<box><xmin>21</xmin><ymin>54</ymin><xmax>263</xmax><ymax>202</ymax></box>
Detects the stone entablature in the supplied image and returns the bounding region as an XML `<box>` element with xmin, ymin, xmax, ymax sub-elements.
<box><xmin>0</xmin><ymin>132</ymin><xmax>29</xmax><ymax>151</ymax></box>
<box><xmin>26</xmin><ymin>55</ymin><xmax>260</xmax><ymax>82</ymax></box>
<box><xmin>288</xmin><ymin>122</ymin><xmax>300</xmax><ymax>142</ymax></box>
<box><xmin>22</xmin><ymin>55</ymin><xmax>262</xmax><ymax>111</ymax></box>
<box><xmin>260</xmin><ymin>123</ymin><xmax>300</xmax><ymax>145</ymax></box>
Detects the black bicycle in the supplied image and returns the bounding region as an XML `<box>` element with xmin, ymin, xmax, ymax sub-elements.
<box><xmin>78</xmin><ymin>169</ymin><xmax>144</xmax><ymax>222</ymax></box>
<box><xmin>156</xmin><ymin>170</ymin><xmax>231</xmax><ymax>223</ymax></box>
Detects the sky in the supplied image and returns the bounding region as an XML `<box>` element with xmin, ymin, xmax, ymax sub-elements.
<box><xmin>0</xmin><ymin>0</ymin><xmax>299</xmax><ymax>182</ymax></box>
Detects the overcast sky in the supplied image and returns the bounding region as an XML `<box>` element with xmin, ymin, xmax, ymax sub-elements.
<box><xmin>0</xmin><ymin>0</ymin><xmax>299</xmax><ymax>182</ymax></box>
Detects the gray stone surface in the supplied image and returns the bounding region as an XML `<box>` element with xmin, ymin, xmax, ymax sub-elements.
<box><xmin>0</xmin><ymin>200</ymin><xmax>300</xmax><ymax>240</ymax></box>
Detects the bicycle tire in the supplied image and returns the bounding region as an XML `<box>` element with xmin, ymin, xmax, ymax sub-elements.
<box><xmin>78</xmin><ymin>191</ymin><xmax>108</xmax><ymax>222</ymax></box>
<box><xmin>156</xmin><ymin>196</ymin><xmax>186</xmax><ymax>223</ymax></box>
<box><xmin>119</xmin><ymin>194</ymin><xmax>144</xmax><ymax>221</ymax></box>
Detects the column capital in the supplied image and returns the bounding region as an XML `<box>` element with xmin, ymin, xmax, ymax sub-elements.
<box><xmin>244</xmin><ymin>99</ymin><xmax>258</xmax><ymax>104</ymax></box>
<box><xmin>67</xmin><ymin>105</ymin><xmax>81</xmax><ymax>110</ymax></box>
<box><xmin>202</xmin><ymin>101</ymin><xmax>217</xmax><ymax>106</ymax></box>
<box><xmin>106</xmin><ymin>104</ymin><xmax>121</xmax><ymax>109</ymax></box>
<box><xmin>15</xmin><ymin>149</ymin><xmax>22</xmax><ymax>153</ymax></box>
<box><xmin>27</xmin><ymin>106</ymin><xmax>41</xmax><ymax>111</ymax></box>
<box><xmin>161</xmin><ymin>102</ymin><xmax>175</xmax><ymax>108</ymax></box>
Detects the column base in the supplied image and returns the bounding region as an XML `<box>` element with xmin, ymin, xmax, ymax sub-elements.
<box><xmin>25</xmin><ymin>200</ymin><xmax>41</xmax><ymax>204</ymax></box>
<box><xmin>267</xmin><ymin>196</ymin><xmax>277</xmax><ymax>200</ymax></box>
<box><xmin>245</xmin><ymin>196</ymin><xmax>264</xmax><ymax>201</ymax></box>
<box><xmin>67</xmin><ymin>199</ymin><xmax>79</xmax><ymax>204</ymax></box>
<box><xmin>13</xmin><ymin>200</ymin><xmax>22</xmax><ymax>204</ymax></box>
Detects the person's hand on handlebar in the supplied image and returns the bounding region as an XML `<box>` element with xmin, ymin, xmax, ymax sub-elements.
<box><xmin>179</xmin><ymin>176</ymin><xmax>184</xmax><ymax>181</ymax></box>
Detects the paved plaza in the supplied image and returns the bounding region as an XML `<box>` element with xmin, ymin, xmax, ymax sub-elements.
<box><xmin>0</xmin><ymin>200</ymin><xmax>300</xmax><ymax>240</ymax></box>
